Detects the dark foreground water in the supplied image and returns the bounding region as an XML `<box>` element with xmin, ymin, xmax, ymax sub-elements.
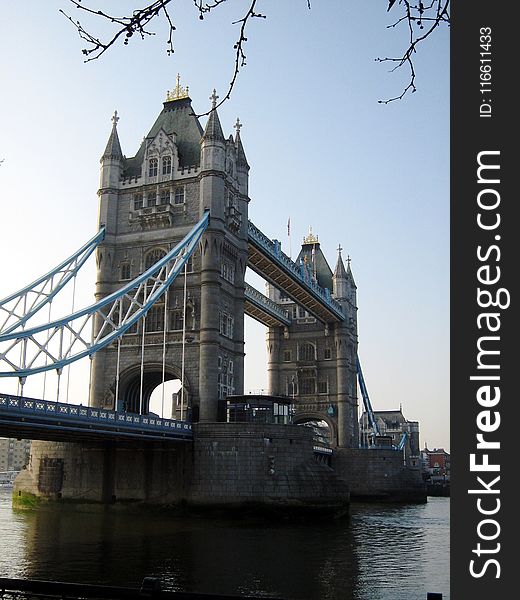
<box><xmin>0</xmin><ymin>489</ymin><xmax>449</xmax><ymax>600</ymax></box>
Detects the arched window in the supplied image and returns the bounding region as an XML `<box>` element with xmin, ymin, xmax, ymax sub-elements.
<box><xmin>170</xmin><ymin>310</ymin><xmax>183</xmax><ymax>331</ymax></box>
<box><xmin>148</xmin><ymin>158</ymin><xmax>158</xmax><ymax>177</ymax></box>
<box><xmin>121</xmin><ymin>263</ymin><xmax>131</xmax><ymax>280</ymax></box>
<box><xmin>147</xmin><ymin>191</ymin><xmax>156</xmax><ymax>207</ymax></box>
<box><xmin>145</xmin><ymin>249</ymin><xmax>166</xmax><ymax>271</ymax></box>
<box><xmin>133</xmin><ymin>193</ymin><xmax>143</xmax><ymax>210</ymax></box>
<box><xmin>299</xmin><ymin>342</ymin><xmax>315</xmax><ymax>361</ymax></box>
<box><xmin>159</xmin><ymin>189</ymin><xmax>170</xmax><ymax>205</ymax></box>
<box><xmin>174</xmin><ymin>186</ymin><xmax>185</xmax><ymax>205</ymax></box>
<box><xmin>162</xmin><ymin>156</ymin><xmax>172</xmax><ymax>175</ymax></box>
<box><xmin>300</xmin><ymin>369</ymin><xmax>316</xmax><ymax>395</ymax></box>
<box><xmin>145</xmin><ymin>305</ymin><xmax>164</xmax><ymax>332</ymax></box>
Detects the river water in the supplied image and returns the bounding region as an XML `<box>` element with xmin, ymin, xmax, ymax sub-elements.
<box><xmin>0</xmin><ymin>489</ymin><xmax>449</xmax><ymax>599</ymax></box>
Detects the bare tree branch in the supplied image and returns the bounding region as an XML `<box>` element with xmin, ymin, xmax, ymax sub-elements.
<box><xmin>378</xmin><ymin>0</ymin><xmax>450</xmax><ymax>104</ymax></box>
<box><xmin>192</xmin><ymin>0</ymin><xmax>266</xmax><ymax>117</ymax></box>
<box><xmin>60</xmin><ymin>1</ymin><xmax>176</xmax><ymax>61</ymax></box>
<box><xmin>60</xmin><ymin>1</ymin><xmax>448</xmax><ymax>108</ymax></box>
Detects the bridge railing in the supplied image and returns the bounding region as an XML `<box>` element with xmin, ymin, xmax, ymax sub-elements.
<box><xmin>0</xmin><ymin>394</ymin><xmax>192</xmax><ymax>437</ymax></box>
<box><xmin>247</xmin><ymin>220</ymin><xmax>344</xmax><ymax>319</ymax></box>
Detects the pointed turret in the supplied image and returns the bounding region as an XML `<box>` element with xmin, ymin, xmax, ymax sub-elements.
<box><xmin>346</xmin><ymin>255</ymin><xmax>357</xmax><ymax>290</ymax></box>
<box><xmin>332</xmin><ymin>245</ymin><xmax>349</xmax><ymax>300</ymax></box>
<box><xmin>98</xmin><ymin>111</ymin><xmax>124</xmax><ymax>237</ymax></box>
<box><xmin>333</xmin><ymin>246</ymin><xmax>357</xmax><ymax>307</ymax></box>
<box><xmin>99</xmin><ymin>111</ymin><xmax>123</xmax><ymax>194</ymax></box>
<box><xmin>200</xmin><ymin>89</ymin><xmax>226</xmax><ymax>174</ymax></box>
<box><xmin>101</xmin><ymin>111</ymin><xmax>123</xmax><ymax>162</ymax></box>
<box><xmin>202</xmin><ymin>90</ymin><xmax>225</xmax><ymax>141</ymax></box>
<box><xmin>234</xmin><ymin>118</ymin><xmax>249</xmax><ymax>169</ymax></box>
<box><xmin>234</xmin><ymin>117</ymin><xmax>249</xmax><ymax>195</ymax></box>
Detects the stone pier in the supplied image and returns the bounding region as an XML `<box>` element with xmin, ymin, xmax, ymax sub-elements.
<box><xmin>14</xmin><ymin>424</ymin><xmax>350</xmax><ymax>516</ymax></box>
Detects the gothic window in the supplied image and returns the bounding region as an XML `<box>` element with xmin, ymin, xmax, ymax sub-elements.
<box><xmin>300</xmin><ymin>369</ymin><xmax>316</xmax><ymax>395</ymax></box>
<box><xmin>145</xmin><ymin>249</ymin><xmax>166</xmax><ymax>271</ymax></box>
<box><xmin>219</xmin><ymin>312</ymin><xmax>234</xmax><ymax>339</ymax></box>
<box><xmin>318</xmin><ymin>380</ymin><xmax>329</xmax><ymax>394</ymax></box>
<box><xmin>134</xmin><ymin>193</ymin><xmax>143</xmax><ymax>210</ymax></box>
<box><xmin>283</xmin><ymin>350</ymin><xmax>292</xmax><ymax>362</ymax></box>
<box><xmin>159</xmin><ymin>189</ymin><xmax>170</xmax><ymax>205</ymax></box>
<box><xmin>324</xmin><ymin>348</ymin><xmax>332</xmax><ymax>360</ymax></box>
<box><xmin>291</xmin><ymin>306</ymin><xmax>297</xmax><ymax>319</ymax></box>
<box><xmin>221</xmin><ymin>260</ymin><xmax>235</xmax><ymax>283</ymax></box>
<box><xmin>298</xmin><ymin>306</ymin><xmax>306</xmax><ymax>319</ymax></box>
<box><xmin>218</xmin><ymin>357</ymin><xmax>235</xmax><ymax>399</ymax></box>
<box><xmin>170</xmin><ymin>310</ymin><xmax>184</xmax><ymax>331</ymax></box>
<box><xmin>121</xmin><ymin>263</ymin><xmax>131</xmax><ymax>280</ymax></box>
<box><xmin>147</xmin><ymin>191</ymin><xmax>156</xmax><ymax>207</ymax></box>
<box><xmin>299</xmin><ymin>342</ymin><xmax>315</xmax><ymax>361</ymax></box>
<box><xmin>287</xmin><ymin>376</ymin><xmax>298</xmax><ymax>396</ymax></box>
<box><xmin>148</xmin><ymin>158</ymin><xmax>158</xmax><ymax>177</ymax></box>
<box><xmin>174</xmin><ymin>187</ymin><xmax>185</xmax><ymax>205</ymax></box>
<box><xmin>145</xmin><ymin>305</ymin><xmax>164</xmax><ymax>332</ymax></box>
<box><xmin>186</xmin><ymin>254</ymin><xmax>194</xmax><ymax>272</ymax></box>
<box><xmin>162</xmin><ymin>156</ymin><xmax>172</xmax><ymax>175</ymax></box>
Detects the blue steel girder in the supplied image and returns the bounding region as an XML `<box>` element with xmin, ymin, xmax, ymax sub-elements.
<box><xmin>0</xmin><ymin>227</ymin><xmax>105</xmax><ymax>335</ymax></box>
<box><xmin>356</xmin><ymin>357</ymin><xmax>381</xmax><ymax>437</ymax></box>
<box><xmin>0</xmin><ymin>213</ymin><xmax>209</xmax><ymax>379</ymax></box>
<box><xmin>247</xmin><ymin>221</ymin><xmax>344</xmax><ymax>324</ymax></box>
<box><xmin>0</xmin><ymin>393</ymin><xmax>192</xmax><ymax>442</ymax></box>
<box><xmin>244</xmin><ymin>283</ymin><xmax>291</xmax><ymax>328</ymax></box>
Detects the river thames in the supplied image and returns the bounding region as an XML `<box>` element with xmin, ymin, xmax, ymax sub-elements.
<box><xmin>0</xmin><ymin>489</ymin><xmax>449</xmax><ymax>599</ymax></box>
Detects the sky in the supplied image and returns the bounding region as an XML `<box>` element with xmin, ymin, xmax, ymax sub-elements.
<box><xmin>0</xmin><ymin>1</ymin><xmax>449</xmax><ymax>451</ymax></box>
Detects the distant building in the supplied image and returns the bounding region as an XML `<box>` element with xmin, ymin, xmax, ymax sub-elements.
<box><xmin>359</xmin><ymin>408</ymin><xmax>421</xmax><ymax>468</ymax></box>
<box><xmin>0</xmin><ymin>438</ymin><xmax>31</xmax><ymax>472</ymax></box>
<box><xmin>421</xmin><ymin>446</ymin><xmax>450</xmax><ymax>477</ymax></box>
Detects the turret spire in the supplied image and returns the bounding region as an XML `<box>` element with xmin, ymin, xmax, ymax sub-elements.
<box><xmin>101</xmin><ymin>110</ymin><xmax>123</xmax><ymax>162</ymax></box>
<box><xmin>333</xmin><ymin>244</ymin><xmax>348</xmax><ymax>280</ymax></box>
<box><xmin>234</xmin><ymin>117</ymin><xmax>249</xmax><ymax>169</ymax></box>
<box><xmin>202</xmin><ymin>89</ymin><xmax>224</xmax><ymax>141</ymax></box>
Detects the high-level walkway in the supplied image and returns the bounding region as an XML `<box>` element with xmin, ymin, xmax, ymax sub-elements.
<box><xmin>247</xmin><ymin>220</ymin><xmax>345</xmax><ymax>323</ymax></box>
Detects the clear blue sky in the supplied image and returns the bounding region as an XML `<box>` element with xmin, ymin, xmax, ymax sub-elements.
<box><xmin>0</xmin><ymin>1</ymin><xmax>449</xmax><ymax>450</ymax></box>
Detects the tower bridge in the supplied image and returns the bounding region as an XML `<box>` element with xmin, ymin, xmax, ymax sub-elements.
<box><xmin>0</xmin><ymin>79</ymin><xmax>426</xmax><ymax>509</ymax></box>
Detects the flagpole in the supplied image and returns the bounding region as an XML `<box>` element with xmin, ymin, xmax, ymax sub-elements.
<box><xmin>288</xmin><ymin>217</ymin><xmax>292</xmax><ymax>259</ymax></box>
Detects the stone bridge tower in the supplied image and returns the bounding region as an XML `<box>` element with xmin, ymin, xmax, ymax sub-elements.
<box><xmin>266</xmin><ymin>233</ymin><xmax>359</xmax><ymax>448</ymax></box>
<box><xmin>90</xmin><ymin>81</ymin><xmax>250</xmax><ymax>422</ymax></box>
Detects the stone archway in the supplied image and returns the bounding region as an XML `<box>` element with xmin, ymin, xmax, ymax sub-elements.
<box><xmin>117</xmin><ymin>363</ymin><xmax>190</xmax><ymax>416</ymax></box>
<box><xmin>293</xmin><ymin>413</ymin><xmax>337</xmax><ymax>448</ymax></box>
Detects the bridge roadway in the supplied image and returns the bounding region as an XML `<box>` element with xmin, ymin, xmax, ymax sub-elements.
<box><xmin>247</xmin><ymin>220</ymin><xmax>345</xmax><ymax>324</ymax></box>
<box><xmin>0</xmin><ymin>393</ymin><xmax>192</xmax><ymax>444</ymax></box>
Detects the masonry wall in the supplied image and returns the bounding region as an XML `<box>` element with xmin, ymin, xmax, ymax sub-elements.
<box><xmin>332</xmin><ymin>448</ymin><xmax>426</xmax><ymax>503</ymax></box>
<box><xmin>14</xmin><ymin>440</ymin><xmax>191</xmax><ymax>507</ymax></box>
<box><xmin>14</xmin><ymin>425</ymin><xmax>350</xmax><ymax>515</ymax></box>
<box><xmin>190</xmin><ymin>423</ymin><xmax>349</xmax><ymax>512</ymax></box>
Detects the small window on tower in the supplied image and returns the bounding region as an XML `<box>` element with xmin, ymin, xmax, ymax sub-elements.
<box><xmin>145</xmin><ymin>249</ymin><xmax>166</xmax><ymax>270</ymax></box>
<box><xmin>133</xmin><ymin>194</ymin><xmax>143</xmax><ymax>210</ymax></box>
<box><xmin>121</xmin><ymin>263</ymin><xmax>131</xmax><ymax>280</ymax></box>
<box><xmin>174</xmin><ymin>187</ymin><xmax>185</xmax><ymax>205</ymax></box>
<box><xmin>162</xmin><ymin>156</ymin><xmax>172</xmax><ymax>175</ymax></box>
<box><xmin>159</xmin><ymin>189</ymin><xmax>170</xmax><ymax>205</ymax></box>
<box><xmin>318</xmin><ymin>380</ymin><xmax>328</xmax><ymax>394</ymax></box>
<box><xmin>148</xmin><ymin>158</ymin><xmax>158</xmax><ymax>177</ymax></box>
<box><xmin>324</xmin><ymin>348</ymin><xmax>332</xmax><ymax>360</ymax></box>
<box><xmin>147</xmin><ymin>192</ymin><xmax>156</xmax><ymax>207</ymax></box>
<box><xmin>171</xmin><ymin>310</ymin><xmax>184</xmax><ymax>331</ymax></box>
<box><xmin>283</xmin><ymin>350</ymin><xmax>292</xmax><ymax>362</ymax></box>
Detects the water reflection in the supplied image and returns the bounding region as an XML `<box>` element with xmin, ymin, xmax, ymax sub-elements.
<box><xmin>0</xmin><ymin>490</ymin><xmax>449</xmax><ymax>600</ymax></box>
